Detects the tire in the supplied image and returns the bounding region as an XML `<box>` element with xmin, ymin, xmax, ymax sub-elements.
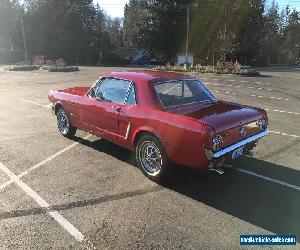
<box><xmin>136</xmin><ymin>134</ymin><xmax>172</xmax><ymax>183</ymax></box>
<box><xmin>56</xmin><ymin>107</ymin><xmax>77</xmax><ymax>138</ymax></box>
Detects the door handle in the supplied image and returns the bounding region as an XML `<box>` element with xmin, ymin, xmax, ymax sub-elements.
<box><xmin>112</xmin><ymin>106</ymin><xmax>121</xmax><ymax>112</ymax></box>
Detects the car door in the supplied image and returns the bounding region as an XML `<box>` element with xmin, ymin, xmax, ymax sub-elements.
<box><xmin>117</xmin><ymin>82</ymin><xmax>138</xmax><ymax>147</ymax></box>
<box><xmin>79</xmin><ymin>77</ymin><xmax>132</xmax><ymax>141</ymax></box>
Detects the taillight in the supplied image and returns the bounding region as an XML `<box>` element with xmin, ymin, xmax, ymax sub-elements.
<box><xmin>256</xmin><ymin>119</ymin><xmax>267</xmax><ymax>131</ymax></box>
<box><xmin>212</xmin><ymin>135</ymin><xmax>223</xmax><ymax>151</ymax></box>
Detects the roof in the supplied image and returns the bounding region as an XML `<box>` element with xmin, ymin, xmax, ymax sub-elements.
<box><xmin>103</xmin><ymin>70</ymin><xmax>196</xmax><ymax>83</ymax></box>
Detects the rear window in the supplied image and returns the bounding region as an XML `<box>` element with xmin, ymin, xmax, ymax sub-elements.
<box><xmin>154</xmin><ymin>80</ymin><xmax>215</xmax><ymax>108</ymax></box>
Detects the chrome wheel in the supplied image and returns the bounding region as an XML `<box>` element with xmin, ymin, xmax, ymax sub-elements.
<box><xmin>138</xmin><ymin>140</ymin><xmax>162</xmax><ymax>176</ymax></box>
<box><xmin>57</xmin><ymin>110</ymin><xmax>70</xmax><ymax>135</ymax></box>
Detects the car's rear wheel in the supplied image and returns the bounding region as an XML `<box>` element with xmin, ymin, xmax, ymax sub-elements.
<box><xmin>56</xmin><ymin>107</ymin><xmax>77</xmax><ymax>138</ymax></box>
<box><xmin>136</xmin><ymin>134</ymin><xmax>172</xmax><ymax>183</ymax></box>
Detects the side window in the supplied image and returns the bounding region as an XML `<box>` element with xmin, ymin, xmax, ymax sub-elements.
<box><xmin>93</xmin><ymin>78</ymin><xmax>131</xmax><ymax>104</ymax></box>
<box><xmin>126</xmin><ymin>85</ymin><xmax>136</xmax><ymax>105</ymax></box>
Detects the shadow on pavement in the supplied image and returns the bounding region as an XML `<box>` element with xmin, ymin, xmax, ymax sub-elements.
<box><xmin>1</xmin><ymin>137</ymin><xmax>299</xmax><ymax>242</ymax></box>
<box><xmin>80</xmin><ymin>138</ymin><xmax>300</xmax><ymax>241</ymax></box>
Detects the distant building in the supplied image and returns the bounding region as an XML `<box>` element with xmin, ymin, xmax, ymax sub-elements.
<box><xmin>177</xmin><ymin>53</ymin><xmax>194</xmax><ymax>65</ymax></box>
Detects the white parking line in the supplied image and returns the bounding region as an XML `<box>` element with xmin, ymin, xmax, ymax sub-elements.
<box><xmin>264</xmin><ymin>109</ymin><xmax>300</xmax><ymax>116</ymax></box>
<box><xmin>163</xmin><ymin>84</ymin><xmax>181</xmax><ymax>94</ymax></box>
<box><xmin>208</xmin><ymin>90</ymin><xmax>298</xmax><ymax>116</ymax></box>
<box><xmin>269</xmin><ymin>130</ymin><xmax>300</xmax><ymax>138</ymax></box>
<box><xmin>206</xmin><ymin>82</ymin><xmax>273</xmax><ymax>91</ymax></box>
<box><xmin>0</xmin><ymin>134</ymin><xmax>92</xmax><ymax>191</ymax></box>
<box><xmin>212</xmin><ymin>89</ymin><xmax>289</xmax><ymax>101</ymax></box>
<box><xmin>224</xmin><ymin>164</ymin><xmax>300</xmax><ymax>191</ymax></box>
<box><xmin>227</xmin><ymin>79</ymin><xmax>272</xmax><ymax>86</ymax></box>
<box><xmin>19</xmin><ymin>98</ymin><xmax>50</xmax><ymax>109</ymax></box>
<box><xmin>0</xmin><ymin>162</ymin><xmax>85</xmax><ymax>242</ymax></box>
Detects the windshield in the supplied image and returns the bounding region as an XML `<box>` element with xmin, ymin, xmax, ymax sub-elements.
<box><xmin>154</xmin><ymin>80</ymin><xmax>215</xmax><ymax>108</ymax></box>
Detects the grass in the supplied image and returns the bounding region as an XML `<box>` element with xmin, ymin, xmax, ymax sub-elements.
<box><xmin>5</xmin><ymin>65</ymin><xmax>40</xmax><ymax>71</ymax></box>
<box><xmin>41</xmin><ymin>65</ymin><xmax>79</xmax><ymax>72</ymax></box>
<box><xmin>4</xmin><ymin>65</ymin><xmax>80</xmax><ymax>72</ymax></box>
<box><xmin>153</xmin><ymin>64</ymin><xmax>260</xmax><ymax>76</ymax></box>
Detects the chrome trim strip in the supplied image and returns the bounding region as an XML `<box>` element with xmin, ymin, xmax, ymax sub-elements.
<box><xmin>123</xmin><ymin>82</ymin><xmax>137</xmax><ymax>105</ymax></box>
<box><xmin>124</xmin><ymin>122</ymin><xmax>131</xmax><ymax>140</ymax></box>
<box><xmin>165</xmin><ymin>100</ymin><xmax>215</xmax><ymax>109</ymax></box>
<box><xmin>123</xmin><ymin>82</ymin><xmax>133</xmax><ymax>105</ymax></box>
<box><xmin>213</xmin><ymin>129</ymin><xmax>269</xmax><ymax>158</ymax></box>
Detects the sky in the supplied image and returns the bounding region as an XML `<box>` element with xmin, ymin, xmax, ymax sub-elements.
<box><xmin>95</xmin><ymin>0</ymin><xmax>300</xmax><ymax>18</ymax></box>
<box><xmin>272</xmin><ymin>0</ymin><xmax>300</xmax><ymax>10</ymax></box>
<box><xmin>94</xmin><ymin>0</ymin><xmax>129</xmax><ymax>18</ymax></box>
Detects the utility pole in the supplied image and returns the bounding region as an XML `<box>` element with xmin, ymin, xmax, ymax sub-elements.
<box><xmin>185</xmin><ymin>5</ymin><xmax>190</xmax><ymax>67</ymax></box>
<box><xmin>176</xmin><ymin>2</ymin><xmax>197</xmax><ymax>68</ymax></box>
<box><xmin>9</xmin><ymin>35</ymin><xmax>14</xmax><ymax>51</ymax></box>
<box><xmin>20</xmin><ymin>15</ymin><xmax>28</xmax><ymax>64</ymax></box>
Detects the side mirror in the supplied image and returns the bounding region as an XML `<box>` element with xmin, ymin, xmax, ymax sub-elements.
<box><xmin>98</xmin><ymin>92</ymin><xmax>104</xmax><ymax>100</ymax></box>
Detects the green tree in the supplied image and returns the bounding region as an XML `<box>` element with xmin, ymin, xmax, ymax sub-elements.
<box><xmin>281</xmin><ymin>10</ymin><xmax>300</xmax><ymax>63</ymax></box>
<box><xmin>0</xmin><ymin>0</ymin><xmax>23</xmax><ymax>63</ymax></box>
<box><xmin>23</xmin><ymin>0</ymin><xmax>100</xmax><ymax>64</ymax></box>
<box><xmin>260</xmin><ymin>0</ymin><xmax>281</xmax><ymax>65</ymax></box>
<box><xmin>123</xmin><ymin>0</ymin><xmax>152</xmax><ymax>60</ymax></box>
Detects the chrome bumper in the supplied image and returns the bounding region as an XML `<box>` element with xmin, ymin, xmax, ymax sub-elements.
<box><xmin>205</xmin><ymin>129</ymin><xmax>269</xmax><ymax>160</ymax></box>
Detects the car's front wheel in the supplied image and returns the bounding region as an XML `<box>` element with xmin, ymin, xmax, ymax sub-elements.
<box><xmin>56</xmin><ymin>107</ymin><xmax>77</xmax><ymax>138</ymax></box>
<box><xmin>136</xmin><ymin>134</ymin><xmax>172</xmax><ymax>183</ymax></box>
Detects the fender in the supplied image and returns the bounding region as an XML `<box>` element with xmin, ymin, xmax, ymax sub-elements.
<box><xmin>131</xmin><ymin>126</ymin><xmax>163</xmax><ymax>146</ymax></box>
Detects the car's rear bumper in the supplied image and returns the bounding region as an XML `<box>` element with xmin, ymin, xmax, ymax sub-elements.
<box><xmin>205</xmin><ymin>129</ymin><xmax>269</xmax><ymax>160</ymax></box>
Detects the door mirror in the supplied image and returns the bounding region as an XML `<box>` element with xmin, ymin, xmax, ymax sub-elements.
<box><xmin>96</xmin><ymin>91</ymin><xmax>104</xmax><ymax>101</ymax></box>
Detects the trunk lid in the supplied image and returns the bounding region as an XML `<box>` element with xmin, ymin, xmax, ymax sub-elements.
<box><xmin>168</xmin><ymin>100</ymin><xmax>264</xmax><ymax>147</ymax></box>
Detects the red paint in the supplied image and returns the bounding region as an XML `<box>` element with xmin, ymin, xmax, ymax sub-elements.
<box><xmin>48</xmin><ymin>70</ymin><xmax>268</xmax><ymax>170</ymax></box>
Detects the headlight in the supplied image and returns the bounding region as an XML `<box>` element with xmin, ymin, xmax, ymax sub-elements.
<box><xmin>256</xmin><ymin>119</ymin><xmax>267</xmax><ymax>131</ymax></box>
<box><xmin>212</xmin><ymin>135</ymin><xmax>223</xmax><ymax>151</ymax></box>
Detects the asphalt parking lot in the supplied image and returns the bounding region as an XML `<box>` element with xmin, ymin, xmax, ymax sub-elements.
<box><xmin>0</xmin><ymin>66</ymin><xmax>299</xmax><ymax>249</ymax></box>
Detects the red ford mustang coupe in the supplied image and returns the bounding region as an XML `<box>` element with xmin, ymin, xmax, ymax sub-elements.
<box><xmin>48</xmin><ymin>70</ymin><xmax>268</xmax><ymax>182</ymax></box>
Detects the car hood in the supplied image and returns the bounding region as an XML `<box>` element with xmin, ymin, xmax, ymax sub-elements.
<box><xmin>57</xmin><ymin>87</ymin><xmax>90</xmax><ymax>97</ymax></box>
<box><xmin>168</xmin><ymin>100</ymin><xmax>264</xmax><ymax>134</ymax></box>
